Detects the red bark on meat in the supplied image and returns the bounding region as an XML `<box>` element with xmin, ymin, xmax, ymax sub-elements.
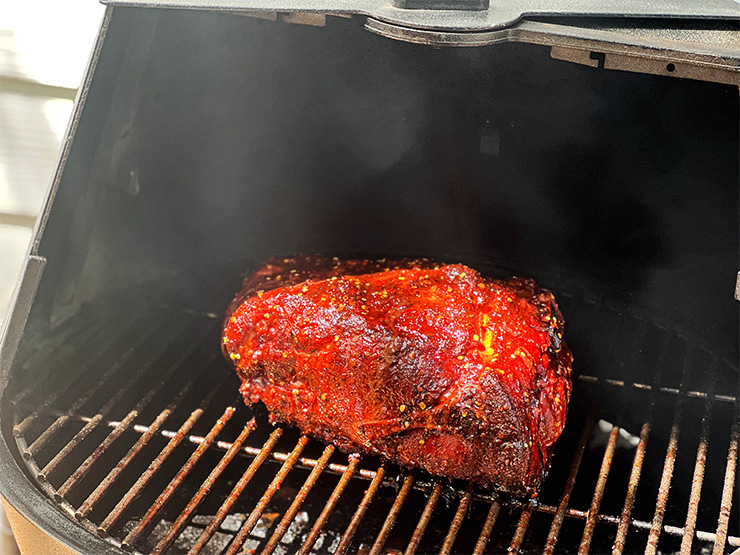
<box><xmin>222</xmin><ymin>255</ymin><xmax>572</xmax><ymax>495</ymax></box>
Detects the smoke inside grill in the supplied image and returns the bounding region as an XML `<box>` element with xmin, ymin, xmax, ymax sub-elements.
<box><xmin>5</xmin><ymin>281</ymin><xmax>739</xmax><ymax>555</ymax></box>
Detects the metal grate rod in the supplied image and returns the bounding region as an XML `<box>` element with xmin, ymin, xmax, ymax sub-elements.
<box><xmin>56</xmin><ymin>408</ymin><xmax>142</xmax><ymax>499</ymax></box>
<box><xmin>152</xmin><ymin>421</ymin><xmax>257</xmax><ymax>554</ymax></box>
<box><xmin>75</xmin><ymin>379</ymin><xmax>194</xmax><ymax>520</ymax></box>
<box><xmin>612</xmin><ymin>361</ymin><xmax>665</xmax><ymax>555</ymax></box>
<box><xmin>712</xmin><ymin>406</ymin><xmax>739</xmax><ymax>555</ymax></box>
<box><xmin>509</xmin><ymin>502</ymin><xmax>535</xmax><ymax>554</ymax></box>
<box><xmin>439</xmin><ymin>483</ymin><xmax>474</xmax><ymax>555</ymax></box>
<box><xmin>404</xmin><ymin>479</ymin><xmax>443</xmax><ymax>555</ymax></box>
<box><xmin>262</xmin><ymin>444</ymin><xmax>336</xmax><ymax>555</ymax></box>
<box><xmin>578</xmin><ymin>424</ymin><xmax>620</xmax><ymax>554</ymax></box>
<box><xmin>544</xmin><ymin>413</ymin><xmax>595</xmax><ymax>555</ymax></box>
<box><xmin>121</xmin><ymin>405</ymin><xmax>243</xmax><ymax>551</ymax></box>
<box><xmin>334</xmin><ymin>464</ymin><xmax>387</xmax><ymax>555</ymax></box>
<box><xmin>56</xmin><ymin>345</ymin><xmax>209</xmax><ymax>500</ymax></box>
<box><xmin>297</xmin><ymin>453</ymin><xmax>361</xmax><ymax>555</ymax></box>
<box><xmin>369</xmin><ymin>472</ymin><xmax>416</xmax><ymax>555</ymax></box>
<box><xmin>224</xmin><ymin>435</ymin><xmax>309</xmax><ymax>555</ymax></box>
<box><xmin>679</xmin><ymin>381</ymin><xmax>716</xmax><ymax>554</ymax></box>
<box><xmin>645</xmin><ymin>352</ymin><xmax>693</xmax><ymax>555</ymax></box>
<box><xmin>98</xmin><ymin>383</ymin><xmax>224</xmax><ymax>537</ymax></box>
<box><xmin>188</xmin><ymin>428</ymin><xmax>284</xmax><ymax>555</ymax></box>
<box><xmin>473</xmin><ymin>500</ymin><xmax>501</xmax><ymax>555</ymax></box>
<box><xmin>575</xmin><ymin>374</ymin><xmax>736</xmax><ymax>403</ymax></box>
<box><xmin>534</xmin><ymin>498</ymin><xmax>740</xmax><ymax>546</ymax></box>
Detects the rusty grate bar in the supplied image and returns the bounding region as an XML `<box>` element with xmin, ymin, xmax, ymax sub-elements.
<box><xmin>263</xmin><ymin>444</ymin><xmax>336</xmax><ymax>555</ymax></box>
<box><xmin>224</xmin><ymin>436</ymin><xmax>309</xmax><ymax>555</ymax></box>
<box><xmin>509</xmin><ymin>502</ymin><xmax>535</xmax><ymax>554</ymax></box>
<box><xmin>152</xmin><ymin>421</ymin><xmax>257</xmax><ymax>554</ymax></box>
<box><xmin>236</xmin><ymin>445</ymin><xmax>379</xmax><ymax>482</ymax></box>
<box><xmin>679</xmin><ymin>380</ymin><xmax>716</xmax><ymax>554</ymax></box>
<box><xmin>35</xmin><ymin>320</ymin><xmax>191</xmax><ymax>477</ymax></box>
<box><xmin>612</xmin><ymin>363</ymin><xmax>665</xmax><ymax>554</ymax></box>
<box><xmin>188</xmin><ymin>428</ymin><xmax>284</xmax><ymax>555</ymax></box>
<box><xmin>472</xmin><ymin>500</ymin><xmax>501</xmax><ymax>555</ymax></box>
<box><xmin>57</xmin><ymin>408</ymin><xmax>142</xmax><ymax>500</ymax></box>
<box><xmin>74</xmin><ymin>374</ymin><xmax>202</xmax><ymax>521</ymax></box>
<box><xmin>121</xmin><ymin>405</ymin><xmax>243</xmax><ymax>551</ymax></box>
<box><xmin>13</xmin><ymin>338</ymin><xmax>118</xmax><ymax>437</ymax></box>
<box><xmin>40</xmin><ymin>390</ymin><xmax>139</xmax><ymax>480</ymax></box>
<box><xmin>578</xmin><ymin>424</ymin><xmax>620</xmax><ymax>554</ymax></box>
<box><xmin>544</xmin><ymin>413</ymin><xmax>595</xmax><ymax>555</ymax></box>
<box><xmin>439</xmin><ymin>483</ymin><xmax>474</xmax><ymax>555</ymax></box>
<box><xmin>56</xmin><ymin>345</ymin><xmax>208</xmax><ymax>500</ymax></box>
<box><xmin>645</xmin><ymin>352</ymin><xmax>693</xmax><ymax>555</ymax></box>
<box><xmin>712</xmin><ymin>406</ymin><xmax>739</xmax><ymax>555</ymax></box>
<box><xmin>611</xmin><ymin>421</ymin><xmax>650</xmax><ymax>553</ymax></box>
<box><xmin>334</xmin><ymin>464</ymin><xmax>387</xmax><ymax>555</ymax></box>
<box><xmin>369</xmin><ymin>472</ymin><xmax>416</xmax><ymax>555</ymax></box>
<box><xmin>298</xmin><ymin>454</ymin><xmax>361</xmax><ymax>555</ymax></box>
<box><xmin>98</xmin><ymin>383</ymin><xmax>225</xmax><ymax>537</ymax></box>
<box><xmin>405</xmin><ymin>479</ymin><xmax>443</xmax><ymax>555</ymax></box>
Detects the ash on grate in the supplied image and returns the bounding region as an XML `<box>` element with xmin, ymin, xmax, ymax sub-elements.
<box><xmin>141</xmin><ymin>512</ymin><xmax>283</xmax><ymax>553</ymax></box>
<box><xmin>190</xmin><ymin>513</ymin><xmax>255</xmax><ymax>533</ymax></box>
<box><xmin>292</xmin><ymin>529</ymin><xmax>341</xmax><ymax>555</ymax></box>
<box><xmin>281</xmin><ymin>511</ymin><xmax>309</xmax><ymax>544</ymax></box>
<box><xmin>240</xmin><ymin>538</ymin><xmax>262</xmax><ymax>554</ymax></box>
<box><xmin>250</xmin><ymin>512</ymin><xmax>280</xmax><ymax>539</ymax></box>
<box><xmin>176</xmin><ymin>527</ymin><xmax>231</xmax><ymax>554</ymax></box>
<box><xmin>272</xmin><ymin>512</ymin><xmax>310</xmax><ymax>555</ymax></box>
<box><xmin>143</xmin><ymin>520</ymin><xmax>231</xmax><ymax>554</ymax></box>
<box><xmin>221</xmin><ymin>514</ymin><xmax>248</xmax><ymax>533</ymax></box>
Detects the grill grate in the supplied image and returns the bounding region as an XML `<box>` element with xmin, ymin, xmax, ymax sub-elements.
<box><xmin>5</xmin><ymin>293</ymin><xmax>740</xmax><ymax>554</ymax></box>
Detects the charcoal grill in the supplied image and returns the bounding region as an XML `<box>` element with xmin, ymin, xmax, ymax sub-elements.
<box><xmin>0</xmin><ymin>3</ymin><xmax>738</xmax><ymax>554</ymax></box>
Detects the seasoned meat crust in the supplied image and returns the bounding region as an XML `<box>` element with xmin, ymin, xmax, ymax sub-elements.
<box><xmin>222</xmin><ymin>255</ymin><xmax>572</xmax><ymax>495</ymax></box>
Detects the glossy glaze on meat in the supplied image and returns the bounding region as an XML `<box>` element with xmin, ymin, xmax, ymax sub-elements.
<box><xmin>222</xmin><ymin>255</ymin><xmax>572</xmax><ymax>495</ymax></box>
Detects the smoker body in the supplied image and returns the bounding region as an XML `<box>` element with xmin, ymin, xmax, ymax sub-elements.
<box><xmin>0</xmin><ymin>5</ymin><xmax>738</xmax><ymax>554</ymax></box>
